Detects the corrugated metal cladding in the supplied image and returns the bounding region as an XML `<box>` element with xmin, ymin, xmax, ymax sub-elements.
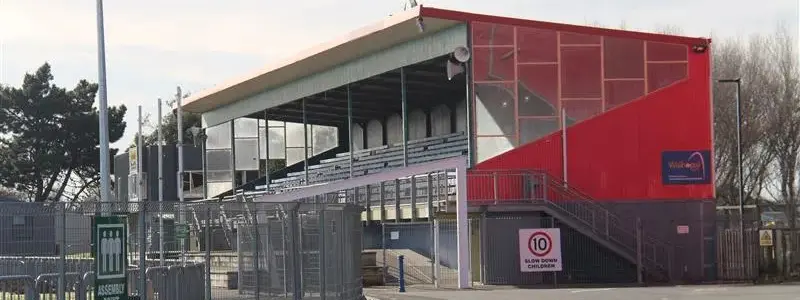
<box><xmin>202</xmin><ymin>24</ymin><xmax>468</xmax><ymax>128</ymax></box>
<box><xmin>469</xmin><ymin>20</ymin><xmax>712</xmax><ymax>201</ymax></box>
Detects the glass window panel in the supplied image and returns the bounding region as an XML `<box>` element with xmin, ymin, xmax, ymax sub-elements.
<box><xmin>476</xmin><ymin>136</ymin><xmax>515</xmax><ymax>163</ymax></box>
<box><xmin>605</xmin><ymin>80</ymin><xmax>645</xmax><ymax>110</ymax></box>
<box><xmin>518</xmin><ymin>64</ymin><xmax>558</xmax><ymax>117</ymax></box>
<box><xmin>207</xmin><ymin>182</ymin><xmax>232</xmax><ymax>197</ymax></box>
<box><xmin>472</xmin><ymin>47</ymin><xmax>516</xmax><ymax>82</ymax></box>
<box><xmin>475</xmin><ymin>82</ymin><xmax>516</xmax><ymax>136</ymax></box>
<box><xmin>312</xmin><ymin>125</ymin><xmax>339</xmax><ymax>155</ymax></box>
<box><xmin>258</xmin><ymin>119</ymin><xmax>266</xmax><ymax>127</ymax></box>
<box><xmin>206</xmin><ymin>149</ymin><xmax>232</xmax><ymax>171</ymax></box>
<box><xmin>234</xmin><ymin>118</ymin><xmax>259</xmax><ymax>138</ymax></box>
<box><xmin>286</xmin><ymin>147</ymin><xmax>306</xmax><ymax>166</ymax></box>
<box><xmin>603</xmin><ymin>37</ymin><xmax>645</xmax><ymax>79</ymax></box>
<box><xmin>285</xmin><ymin>122</ymin><xmax>306</xmax><ymax>147</ymax></box>
<box><xmin>206</xmin><ymin>122</ymin><xmax>231</xmax><ymax>150</ymax></box>
<box><xmin>366</xmin><ymin>120</ymin><xmax>383</xmax><ymax>148</ymax></box>
<box><xmin>259</xmin><ymin>127</ymin><xmax>267</xmax><ymax>159</ymax></box>
<box><xmin>520</xmin><ymin>118</ymin><xmax>559</xmax><ymax>145</ymax></box>
<box><xmin>560</xmin><ymin>46</ymin><xmax>602</xmax><ymax>99</ymax></box>
<box><xmin>647</xmin><ymin>63</ymin><xmax>687</xmax><ymax>92</ymax></box>
<box><xmin>206</xmin><ymin>171</ymin><xmax>232</xmax><ymax>182</ymax></box>
<box><xmin>268</xmin><ymin>120</ymin><xmax>285</xmax><ymax>127</ymax></box>
<box><xmin>235</xmin><ymin>138</ymin><xmax>260</xmax><ymax>170</ymax></box>
<box><xmin>268</xmin><ymin>127</ymin><xmax>286</xmax><ymax>159</ymax></box>
<box><xmin>562</xmin><ymin>100</ymin><xmax>603</xmax><ymax>123</ymax></box>
<box><xmin>646</xmin><ymin>42</ymin><xmax>688</xmax><ymax>62</ymax></box>
<box><xmin>560</xmin><ymin>32</ymin><xmax>601</xmax><ymax>45</ymax></box>
<box><xmin>471</xmin><ymin>22</ymin><xmax>514</xmax><ymax>46</ymax></box>
<box><xmin>517</xmin><ymin>27</ymin><xmax>558</xmax><ymax>63</ymax></box>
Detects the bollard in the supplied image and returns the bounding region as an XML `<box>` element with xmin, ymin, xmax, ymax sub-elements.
<box><xmin>398</xmin><ymin>255</ymin><xmax>406</xmax><ymax>293</ymax></box>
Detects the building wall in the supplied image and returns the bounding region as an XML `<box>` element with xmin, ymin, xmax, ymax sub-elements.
<box><xmin>467</xmin><ymin>21</ymin><xmax>713</xmax><ymax>201</ymax></box>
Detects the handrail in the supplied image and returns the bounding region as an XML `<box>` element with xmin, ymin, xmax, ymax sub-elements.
<box><xmin>467</xmin><ymin>169</ymin><xmax>671</xmax><ymax>281</ymax></box>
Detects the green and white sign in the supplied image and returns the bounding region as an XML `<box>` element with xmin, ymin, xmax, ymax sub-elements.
<box><xmin>93</xmin><ymin>216</ymin><xmax>128</xmax><ymax>300</ymax></box>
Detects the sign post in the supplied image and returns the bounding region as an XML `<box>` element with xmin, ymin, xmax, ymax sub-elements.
<box><xmin>94</xmin><ymin>216</ymin><xmax>128</xmax><ymax>300</ymax></box>
<box><xmin>519</xmin><ymin>228</ymin><xmax>563</xmax><ymax>272</ymax></box>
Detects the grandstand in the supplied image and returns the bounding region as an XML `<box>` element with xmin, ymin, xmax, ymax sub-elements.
<box><xmin>180</xmin><ymin>5</ymin><xmax>715</xmax><ymax>289</ymax></box>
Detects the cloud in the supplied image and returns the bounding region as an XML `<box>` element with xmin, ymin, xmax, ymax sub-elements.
<box><xmin>1</xmin><ymin>0</ymin><xmax>797</xmax><ymax>149</ymax></box>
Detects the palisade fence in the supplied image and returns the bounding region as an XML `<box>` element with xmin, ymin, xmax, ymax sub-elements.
<box><xmin>0</xmin><ymin>200</ymin><xmax>364</xmax><ymax>300</ymax></box>
<box><xmin>715</xmin><ymin>207</ymin><xmax>761</xmax><ymax>282</ymax></box>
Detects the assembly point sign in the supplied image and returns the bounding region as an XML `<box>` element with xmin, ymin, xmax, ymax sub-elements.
<box><xmin>519</xmin><ymin>228</ymin><xmax>563</xmax><ymax>272</ymax></box>
<box><xmin>94</xmin><ymin>216</ymin><xmax>128</xmax><ymax>300</ymax></box>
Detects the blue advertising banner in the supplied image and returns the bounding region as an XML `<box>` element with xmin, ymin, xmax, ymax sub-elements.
<box><xmin>661</xmin><ymin>150</ymin><xmax>711</xmax><ymax>185</ymax></box>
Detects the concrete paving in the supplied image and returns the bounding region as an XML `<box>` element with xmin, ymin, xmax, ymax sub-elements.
<box><xmin>365</xmin><ymin>284</ymin><xmax>800</xmax><ymax>300</ymax></box>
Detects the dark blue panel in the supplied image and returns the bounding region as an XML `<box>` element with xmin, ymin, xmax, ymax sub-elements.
<box><xmin>661</xmin><ymin>150</ymin><xmax>711</xmax><ymax>185</ymax></box>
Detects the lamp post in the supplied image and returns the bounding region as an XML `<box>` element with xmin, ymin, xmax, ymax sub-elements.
<box><xmin>718</xmin><ymin>77</ymin><xmax>745</xmax><ymax>277</ymax></box>
<box><xmin>95</xmin><ymin>0</ymin><xmax>111</xmax><ymax>211</ymax></box>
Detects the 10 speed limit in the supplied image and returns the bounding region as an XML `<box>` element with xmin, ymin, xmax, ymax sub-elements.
<box><xmin>518</xmin><ymin>228</ymin><xmax>562</xmax><ymax>272</ymax></box>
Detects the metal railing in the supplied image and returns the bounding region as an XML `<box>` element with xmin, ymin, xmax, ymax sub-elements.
<box><xmin>467</xmin><ymin>170</ymin><xmax>672</xmax><ymax>282</ymax></box>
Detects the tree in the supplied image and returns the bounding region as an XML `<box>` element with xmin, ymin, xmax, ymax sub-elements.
<box><xmin>0</xmin><ymin>63</ymin><xmax>127</xmax><ymax>202</ymax></box>
<box><xmin>132</xmin><ymin>86</ymin><xmax>202</xmax><ymax>147</ymax></box>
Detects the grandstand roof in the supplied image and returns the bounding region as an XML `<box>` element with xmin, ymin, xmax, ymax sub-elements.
<box><xmin>182</xmin><ymin>5</ymin><xmax>710</xmax><ymax>116</ymax></box>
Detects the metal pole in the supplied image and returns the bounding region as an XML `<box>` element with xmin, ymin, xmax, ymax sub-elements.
<box><xmin>455</xmin><ymin>160</ymin><xmax>470</xmax><ymax>289</ymax></box>
<box><xmin>205</xmin><ymin>207</ymin><xmax>212</xmax><ymax>300</ymax></box>
<box><xmin>401</xmin><ymin>67</ymin><xmax>409</xmax><ymax>167</ymax></box>
<box><xmin>636</xmin><ymin>217</ymin><xmax>643</xmax><ymax>285</ymax></box>
<box><xmin>263</xmin><ymin>110</ymin><xmax>270</xmax><ymax>184</ymax></box>
<box><xmin>561</xmin><ymin>108</ymin><xmax>568</xmax><ymax>185</ymax></box>
<box><xmin>719</xmin><ymin>78</ymin><xmax>746</xmax><ymax>275</ymax></box>
<box><xmin>319</xmin><ymin>207</ymin><xmax>326</xmax><ymax>300</ymax></box>
<box><xmin>58</xmin><ymin>203</ymin><xmax>66</xmax><ymax>300</ymax></box>
<box><xmin>253</xmin><ymin>206</ymin><xmax>261</xmax><ymax>300</ymax></box>
<box><xmin>735</xmin><ymin>79</ymin><xmax>746</xmax><ymax>276</ymax></box>
<box><xmin>398</xmin><ymin>255</ymin><xmax>406</xmax><ymax>292</ymax></box>
<box><xmin>95</xmin><ymin>0</ymin><xmax>112</xmax><ymax>209</ymax></box>
<box><xmin>177</xmin><ymin>87</ymin><xmax>186</xmax><ymax>265</ymax></box>
<box><xmin>347</xmin><ymin>87</ymin><xmax>354</xmax><ymax>178</ymax></box>
<box><xmin>138</xmin><ymin>105</ymin><xmax>148</xmax><ymax>300</ymax></box>
<box><xmin>158</xmin><ymin>98</ymin><xmax>165</xmax><ymax>266</ymax></box>
<box><xmin>303</xmin><ymin>98</ymin><xmax>309</xmax><ymax>184</ymax></box>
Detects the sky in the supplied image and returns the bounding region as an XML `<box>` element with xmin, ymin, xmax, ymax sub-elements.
<box><xmin>0</xmin><ymin>0</ymin><xmax>798</xmax><ymax>150</ymax></box>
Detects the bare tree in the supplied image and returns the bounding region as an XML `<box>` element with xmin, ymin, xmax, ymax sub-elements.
<box><xmin>761</xmin><ymin>24</ymin><xmax>800</xmax><ymax>274</ymax></box>
<box><xmin>712</xmin><ymin>36</ymin><xmax>777</xmax><ymax>207</ymax></box>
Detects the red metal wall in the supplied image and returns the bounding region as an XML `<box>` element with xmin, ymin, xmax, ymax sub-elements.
<box><xmin>464</xmin><ymin>21</ymin><xmax>712</xmax><ymax>201</ymax></box>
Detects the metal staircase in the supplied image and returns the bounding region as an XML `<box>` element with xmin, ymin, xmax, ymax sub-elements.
<box><xmin>468</xmin><ymin>170</ymin><xmax>672</xmax><ymax>282</ymax></box>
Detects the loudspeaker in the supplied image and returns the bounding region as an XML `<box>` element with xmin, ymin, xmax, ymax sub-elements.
<box><xmin>451</xmin><ymin>46</ymin><xmax>471</xmax><ymax>63</ymax></box>
<box><xmin>446</xmin><ymin>61</ymin><xmax>465</xmax><ymax>80</ymax></box>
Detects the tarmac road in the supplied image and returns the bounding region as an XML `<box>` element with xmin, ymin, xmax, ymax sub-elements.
<box><xmin>364</xmin><ymin>284</ymin><xmax>800</xmax><ymax>300</ymax></box>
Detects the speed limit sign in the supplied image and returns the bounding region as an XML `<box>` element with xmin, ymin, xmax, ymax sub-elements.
<box><xmin>519</xmin><ymin>228</ymin><xmax>562</xmax><ymax>272</ymax></box>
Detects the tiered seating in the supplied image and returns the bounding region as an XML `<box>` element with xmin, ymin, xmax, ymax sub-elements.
<box><xmin>262</xmin><ymin>132</ymin><xmax>467</xmax><ymax>192</ymax></box>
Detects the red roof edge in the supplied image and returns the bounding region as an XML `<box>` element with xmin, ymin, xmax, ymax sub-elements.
<box><xmin>420</xmin><ymin>6</ymin><xmax>711</xmax><ymax>46</ymax></box>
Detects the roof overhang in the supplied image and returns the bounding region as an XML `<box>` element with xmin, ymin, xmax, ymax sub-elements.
<box><xmin>183</xmin><ymin>6</ymin><xmax>462</xmax><ymax>117</ymax></box>
<box><xmin>185</xmin><ymin>5</ymin><xmax>712</xmax><ymax>127</ymax></box>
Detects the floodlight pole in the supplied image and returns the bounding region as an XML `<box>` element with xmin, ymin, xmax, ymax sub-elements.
<box><xmin>718</xmin><ymin>78</ymin><xmax>745</xmax><ymax>277</ymax></box>
<box><xmin>158</xmin><ymin>98</ymin><xmax>165</xmax><ymax>266</ymax></box>
<box><xmin>95</xmin><ymin>0</ymin><xmax>111</xmax><ymax>211</ymax></box>
<box><xmin>177</xmin><ymin>87</ymin><xmax>186</xmax><ymax>265</ymax></box>
<box><xmin>137</xmin><ymin>105</ymin><xmax>147</xmax><ymax>300</ymax></box>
